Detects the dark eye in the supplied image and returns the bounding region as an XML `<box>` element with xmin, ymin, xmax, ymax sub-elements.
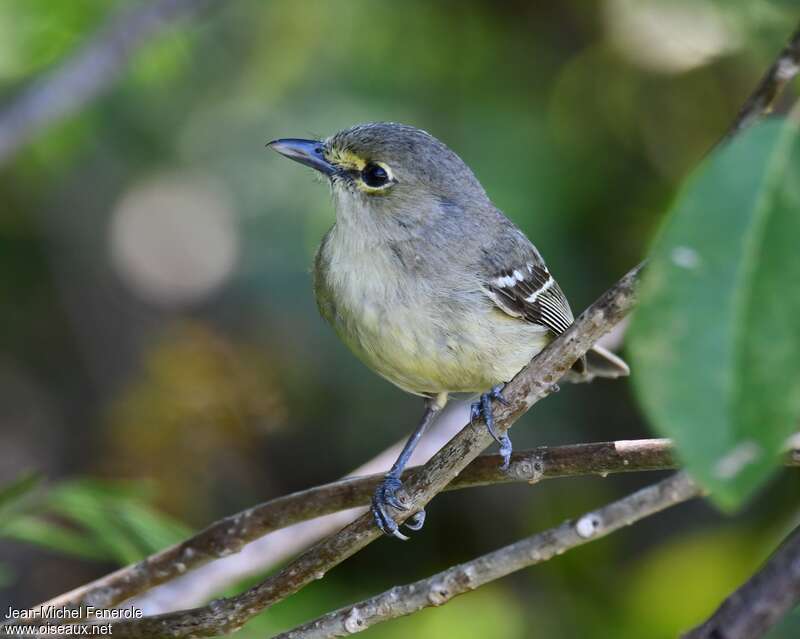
<box><xmin>362</xmin><ymin>163</ymin><xmax>389</xmax><ymax>187</ymax></box>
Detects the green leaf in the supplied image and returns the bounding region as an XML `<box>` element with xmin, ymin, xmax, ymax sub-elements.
<box><xmin>1</xmin><ymin>515</ymin><xmax>110</xmax><ymax>561</ymax></box>
<box><xmin>0</xmin><ymin>477</ymin><xmax>192</xmax><ymax>565</ymax></box>
<box><xmin>629</xmin><ymin>118</ymin><xmax>800</xmax><ymax>509</ymax></box>
<box><xmin>0</xmin><ymin>471</ymin><xmax>43</xmax><ymax>517</ymax></box>
<box><xmin>113</xmin><ymin>500</ymin><xmax>192</xmax><ymax>553</ymax></box>
<box><xmin>43</xmin><ymin>482</ymin><xmax>151</xmax><ymax>565</ymax></box>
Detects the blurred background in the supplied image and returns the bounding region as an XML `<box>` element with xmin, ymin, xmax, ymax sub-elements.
<box><xmin>1</xmin><ymin>1</ymin><xmax>799</xmax><ymax>637</ymax></box>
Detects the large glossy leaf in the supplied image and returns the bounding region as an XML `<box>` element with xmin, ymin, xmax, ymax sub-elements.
<box><xmin>629</xmin><ymin>119</ymin><xmax>800</xmax><ymax>509</ymax></box>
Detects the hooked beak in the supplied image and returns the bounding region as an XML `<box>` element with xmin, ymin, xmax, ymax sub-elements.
<box><xmin>267</xmin><ymin>138</ymin><xmax>336</xmax><ymax>176</ymax></box>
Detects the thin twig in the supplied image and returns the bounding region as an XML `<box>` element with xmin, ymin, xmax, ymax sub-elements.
<box><xmin>0</xmin><ymin>0</ymin><xmax>219</xmax><ymax>166</ymax></box>
<box><xmin>82</xmin><ymin>263</ymin><xmax>642</xmax><ymax>638</ymax></box>
<box><xmin>682</xmin><ymin>524</ymin><xmax>800</xmax><ymax>639</ymax></box>
<box><xmin>275</xmin><ymin>472</ymin><xmax>702</xmax><ymax>639</ymax></box>
<box><xmin>721</xmin><ymin>21</ymin><xmax>800</xmax><ymax>144</ymax></box>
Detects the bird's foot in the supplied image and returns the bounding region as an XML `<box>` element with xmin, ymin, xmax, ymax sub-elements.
<box><xmin>471</xmin><ymin>384</ymin><xmax>512</xmax><ymax>470</ymax></box>
<box><xmin>371</xmin><ymin>475</ymin><xmax>425</xmax><ymax>540</ymax></box>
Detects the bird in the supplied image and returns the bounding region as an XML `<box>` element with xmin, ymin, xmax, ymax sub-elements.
<box><xmin>268</xmin><ymin>122</ymin><xmax>628</xmax><ymax>540</ymax></box>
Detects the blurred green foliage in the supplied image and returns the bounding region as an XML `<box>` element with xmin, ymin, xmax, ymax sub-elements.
<box><xmin>0</xmin><ymin>474</ymin><xmax>190</xmax><ymax>576</ymax></box>
<box><xmin>1</xmin><ymin>1</ymin><xmax>799</xmax><ymax>637</ymax></box>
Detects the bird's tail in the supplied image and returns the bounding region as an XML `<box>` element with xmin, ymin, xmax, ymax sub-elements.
<box><xmin>568</xmin><ymin>345</ymin><xmax>629</xmax><ymax>383</ymax></box>
<box><xmin>585</xmin><ymin>345</ymin><xmax>629</xmax><ymax>378</ymax></box>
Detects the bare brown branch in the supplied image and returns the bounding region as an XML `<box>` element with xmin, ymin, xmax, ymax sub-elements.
<box><xmin>0</xmin><ymin>0</ymin><xmax>219</xmax><ymax>166</ymax></box>
<box><xmin>19</xmin><ymin>437</ymin><xmax>675</xmax><ymax>616</ymax></box>
<box><xmin>13</xmin><ymin>436</ymin><xmax>799</xmax><ymax>631</ymax></box>
<box><xmin>722</xmin><ymin>21</ymin><xmax>800</xmax><ymax>144</ymax></box>
<box><xmin>276</xmin><ymin>472</ymin><xmax>701</xmax><ymax>639</ymax></box>
<box><xmin>682</xmin><ymin>525</ymin><xmax>800</xmax><ymax>639</ymax></box>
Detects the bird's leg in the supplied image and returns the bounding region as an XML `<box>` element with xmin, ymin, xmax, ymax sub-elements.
<box><xmin>471</xmin><ymin>384</ymin><xmax>512</xmax><ymax>470</ymax></box>
<box><xmin>372</xmin><ymin>393</ymin><xmax>446</xmax><ymax>540</ymax></box>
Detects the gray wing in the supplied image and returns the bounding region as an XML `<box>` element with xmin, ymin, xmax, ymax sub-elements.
<box><xmin>485</xmin><ymin>261</ymin><xmax>574</xmax><ymax>335</ymax></box>
<box><xmin>482</xmin><ymin>244</ymin><xmax>587</xmax><ymax>374</ymax></box>
<box><xmin>479</xmin><ymin>228</ymin><xmax>575</xmax><ymax>337</ymax></box>
<box><xmin>475</xmin><ymin>217</ymin><xmax>627</xmax><ymax>380</ymax></box>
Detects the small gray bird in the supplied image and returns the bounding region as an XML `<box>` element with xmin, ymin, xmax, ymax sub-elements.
<box><xmin>269</xmin><ymin>123</ymin><xmax>628</xmax><ymax>539</ymax></box>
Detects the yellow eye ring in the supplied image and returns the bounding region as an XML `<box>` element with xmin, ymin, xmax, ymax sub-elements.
<box><xmin>359</xmin><ymin>161</ymin><xmax>395</xmax><ymax>192</ymax></box>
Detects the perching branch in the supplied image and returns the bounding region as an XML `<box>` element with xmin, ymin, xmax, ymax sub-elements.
<box><xmin>86</xmin><ymin>263</ymin><xmax>643</xmax><ymax>638</ymax></box>
<box><xmin>275</xmin><ymin>471</ymin><xmax>701</xmax><ymax>639</ymax></box>
<box><xmin>17</xmin><ymin>437</ymin><xmax>677</xmax><ymax>616</ymax></box>
<box><xmin>26</xmin><ymin>437</ymin><xmax>800</xmax><ymax>626</ymax></box>
<box><xmin>722</xmin><ymin>21</ymin><xmax>800</xmax><ymax>144</ymax></box>
<box><xmin>0</xmin><ymin>0</ymin><xmax>219</xmax><ymax>166</ymax></box>
<box><xmin>682</xmin><ymin>524</ymin><xmax>800</xmax><ymax>639</ymax></box>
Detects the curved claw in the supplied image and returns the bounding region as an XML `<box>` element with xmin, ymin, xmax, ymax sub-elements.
<box><xmin>404</xmin><ymin>509</ymin><xmax>426</xmax><ymax>531</ymax></box>
<box><xmin>489</xmin><ymin>384</ymin><xmax>509</xmax><ymax>406</ymax></box>
<box><xmin>372</xmin><ymin>475</ymin><xmax>418</xmax><ymax>539</ymax></box>
<box><xmin>469</xmin><ymin>401</ymin><xmax>481</xmax><ymax>423</ymax></box>
<box><xmin>375</xmin><ymin>476</ymin><xmax>408</xmax><ymax>511</ymax></box>
<box><xmin>498</xmin><ymin>436</ymin><xmax>513</xmax><ymax>470</ymax></box>
<box><xmin>371</xmin><ymin>499</ymin><xmax>409</xmax><ymax>540</ymax></box>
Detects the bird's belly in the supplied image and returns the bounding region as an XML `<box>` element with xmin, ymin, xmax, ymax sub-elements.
<box><xmin>331</xmin><ymin>295</ymin><xmax>549</xmax><ymax>396</ymax></box>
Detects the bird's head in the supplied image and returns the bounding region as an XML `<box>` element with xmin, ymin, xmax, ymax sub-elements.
<box><xmin>268</xmin><ymin>122</ymin><xmax>489</xmax><ymax>231</ymax></box>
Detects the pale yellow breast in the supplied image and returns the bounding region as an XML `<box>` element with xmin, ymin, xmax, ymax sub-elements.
<box><xmin>318</xmin><ymin>232</ymin><xmax>550</xmax><ymax>395</ymax></box>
